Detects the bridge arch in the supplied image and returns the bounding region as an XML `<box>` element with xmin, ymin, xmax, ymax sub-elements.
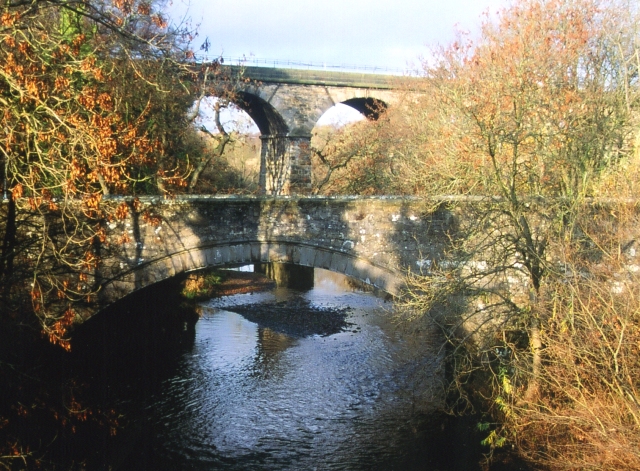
<box><xmin>191</xmin><ymin>66</ymin><xmax>411</xmax><ymax>195</ymax></box>
<box><xmin>97</xmin><ymin>241</ymin><xmax>403</xmax><ymax>316</ymax></box>
<box><xmin>341</xmin><ymin>97</ymin><xmax>388</xmax><ymax>120</ymax></box>
<box><xmin>69</xmin><ymin>196</ymin><xmax>453</xmax><ymax>322</ymax></box>
<box><xmin>233</xmin><ymin>91</ymin><xmax>289</xmax><ymax>136</ymax></box>
<box><xmin>195</xmin><ymin>88</ymin><xmax>296</xmax><ymax>195</ymax></box>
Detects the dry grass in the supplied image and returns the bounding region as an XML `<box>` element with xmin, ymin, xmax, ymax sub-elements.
<box><xmin>502</xmin><ymin>206</ymin><xmax>640</xmax><ymax>470</ymax></box>
<box><xmin>400</xmin><ymin>201</ymin><xmax>640</xmax><ymax>470</ymax></box>
<box><xmin>512</xmin><ymin>273</ymin><xmax>640</xmax><ymax>470</ymax></box>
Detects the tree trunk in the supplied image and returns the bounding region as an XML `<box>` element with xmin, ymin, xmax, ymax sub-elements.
<box><xmin>0</xmin><ymin>196</ymin><xmax>17</xmax><ymax>303</ymax></box>
<box><xmin>525</xmin><ymin>288</ymin><xmax>542</xmax><ymax>402</ymax></box>
<box><xmin>97</xmin><ymin>173</ymin><xmax>110</xmax><ymax>195</ymax></box>
<box><xmin>187</xmin><ymin>133</ymin><xmax>230</xmax><ymax>192</ymax></box>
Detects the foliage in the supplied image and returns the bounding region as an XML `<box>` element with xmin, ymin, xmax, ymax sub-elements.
<box><xmin>310</xmin><ymin>105</ymin><xmax>404</xmax><ymax>195</ymax></box>
<box><xmin>0</xmin><ymin>0</ymin><xmax>200</xmax><ymax>349</ymax></box>
<box><xmin>452</xmin><ymin>205</ymin><xmax>640</xmax><ymax>470</ymax></box>
<box><xmin>520</xmin><ymin>231</ymin><xmax>640</xmax><ymax>469</ymax></box>
<box><xmin>186</xmin><ymin>130</ymin><xmax>260</xmax><ymax>194</ymax></box>
<box><xmin>176</xmin><ymin>60</ymin><xmax>259</xmax><ymax>193</ymax></box>
<box><xmin>180</xmin><ymin>270</ymin><xmax>226</xmax><ymax>300</ymax></box>
<box><xmin>0</xmin><ymin>1</ymin><xmax>252</xmax><ymax>468</ymax></box>
<box><xmin>393</xmin><ymin>0</ymin><xmax>640</xmax><ymax>468</ymax></box>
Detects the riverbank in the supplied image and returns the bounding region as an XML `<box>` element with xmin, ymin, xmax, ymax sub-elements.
<box><xmin>181</xmin><ymin>269</ymin><xmax>277</xmax><ymax>300</ymax></box>
<box><xmin>209</xmin><ymin>270</ymin><xmax>277</xmax><ymax>296</ymax></box>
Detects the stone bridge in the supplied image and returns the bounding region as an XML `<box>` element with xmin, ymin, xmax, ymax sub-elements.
<box><xmin>91</xmin><ymin>196</ymin><xmax>453</xmax><ymax>320</ymax></box>
<box><xmin>207</xmin><ymin>66</ymin><xmax>412</xmax><ymax>195</ymax></box>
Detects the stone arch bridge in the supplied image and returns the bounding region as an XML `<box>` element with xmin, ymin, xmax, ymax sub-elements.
<box><xmin>88</xmin><ymin>196</ymin><xmax>453</xmax><ymax>321</ymax></box>
<box><xmin>204</xmin><ymin>66</ymin><xmax>412</xmax><ymax>195</ymax></box>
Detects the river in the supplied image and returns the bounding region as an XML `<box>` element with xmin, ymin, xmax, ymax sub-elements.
<box><xmin>70</xmin><ymin>269</ymin><xmax>483</xmax><ymax>470</ymax></box>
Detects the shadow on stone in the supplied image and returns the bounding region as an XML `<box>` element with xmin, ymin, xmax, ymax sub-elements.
<box><xmin>71</xmin><ymin>276</ymin><xmax>199</xmax><ymax>370</ymax></box>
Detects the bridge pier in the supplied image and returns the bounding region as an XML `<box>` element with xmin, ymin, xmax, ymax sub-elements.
<box><xmin>259</xmin><ymin>135</ymin><xmax>312</xmax><ymax>195</ymax></box>
<box><xmin>255</xmin><ymin>263</ymin><xmax>314</xmax><ymax>290</ymax></box>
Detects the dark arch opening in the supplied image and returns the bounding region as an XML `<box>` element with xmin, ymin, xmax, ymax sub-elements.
<box><xmin>94</xmin><ymin>242</ymin><xmax>402</xmax><ymax>317</ymax></box>
<box><xmin>342</xmin><ymin>97</ymin><xmax>388</xmax><ymax>120</ymax></box>
<box><xmin>234</xmin><ymin>91</ymin><xmax>289</xmax><ymax>136</ymax></box>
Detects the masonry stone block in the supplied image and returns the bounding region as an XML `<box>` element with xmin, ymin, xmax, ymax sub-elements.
<box><xmin>268</xmin><ymin>245</ymin><xmax>288</xmax><ymax>263</ymax></box>
<box><xmin>188</xmin><ymin>249</ymin><xmax>207</xmax><ymax>269</ymax></box>
<box><xmin>170</xmin><ymin>253</ymin><xmax>183</xmax><ymax>273</ymax></box>
<box><xmin>283</xmin><ymin>245</ymin><xmax>296</xmax><ymax>263</ymax></box>
<box><xmin>259</xmin><ymin>244</ymin><xmax>270</xmax><ymax>263</ymax></box>
<box><xmin>366</xmin><ymin>266</ymin><xmax>388</xmax><ymax>290</ymax></box>
<box><xmin>250</xmin><ymin>243</ymin><xmax>262</xmax><ymax>262</ymax></box>
<box><xmin>243</xmin><ymin>244</ymin><xmax>252</xmax><ymax>262</ymax></box>
<box><xmin>231</xmin><ymin>244</ymin><xmax>249</xmax><ymax>264</ymax></box>
<box><xmin>157</xmin><ymin>257</ymin><xmax>176</xmax><ymax>279</ymax></box>
<box><xmin>228</xmin><ymin>245</ymin><xmax>240</xmax><ymax>264</ymax></box>
<box><xmin>299</xmin><ymin>246</ymin><xmax>316</xmax><ymax>267</ymax></box>
<box><xmin>349</xmin><ymin>259</ymin><xmax>374</xmax><ymax>284</ymax></box>
<box><xmin>343</xmin><ymin>257</ymin><xmax>356</xmax><ymax>278</ymax></box>
<box><xmin>291</xmin><ymin>245</ymin><xmax>301</xmax><ymax>264</ymax></box>
<box><xmin>218</xmin><ymin>246</ymin><xmax>231</xmax><ymax>265</ymax></box>
<box><xmin>179</xmin><ymin>252</ymin><xmax>193</xmax><ymax>272</ymax></box>
<box><xmin>135</xmin><ymin>272</ymin><xmax>154</xmax><ymax>290</ymax></box>
<box><xmin>204</xmin><ymin>247</ymin><xmax>217</xmax><ymax>266</ymax></box>
<box><xmin>331</xmin><ymin>253</ymin><xmax>349</xmax><ymax>274</ymax></box>
<box><xmin>119</xmin><ymin>272</ymin><xmax>137</xmax><ymax>286</ymax></box>
<box><xmin>315</xmin><ymin>250</ymin><xmax>333</xmax><ymax>270</ymax></box>
<box><xmin>102</xmin><ymin>280</ymin><xmax>135</xmax><ymax>302</ymax></box>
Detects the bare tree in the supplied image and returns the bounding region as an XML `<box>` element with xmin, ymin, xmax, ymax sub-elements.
<box><xmin>395</xmin><ymin>0</ymin><xmax>640</xmax><ymax>467</ymax></box>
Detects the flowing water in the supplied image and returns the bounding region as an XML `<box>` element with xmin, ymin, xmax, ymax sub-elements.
<box><xmin>73</xmin><ymin>270</ymin><xmax>479</xmax><ymax>470</ymax></box>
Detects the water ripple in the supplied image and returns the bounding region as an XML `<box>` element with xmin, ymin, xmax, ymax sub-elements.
<box><xmin>124</xmin><ymin>283</ymin><xmax>443</xmax><ymax>470</ymax></box>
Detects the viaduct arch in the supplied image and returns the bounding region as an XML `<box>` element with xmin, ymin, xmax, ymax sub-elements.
<box><xmin>204</xmin><ymin>66</ymin><xmax>407</xmax><ymax>195</ymax></box>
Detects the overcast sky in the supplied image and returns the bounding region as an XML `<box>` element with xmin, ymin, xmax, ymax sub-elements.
<box><xmin>166</xmin><ymin>0</ymin><xmax>509</xmax><ymax>73</ymax></box>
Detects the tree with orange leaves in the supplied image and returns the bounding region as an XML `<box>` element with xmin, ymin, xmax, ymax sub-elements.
<box><xmin>0</xmin><ymin>0</ymin><xmax>200</xmax><ymax>349</ymax></box>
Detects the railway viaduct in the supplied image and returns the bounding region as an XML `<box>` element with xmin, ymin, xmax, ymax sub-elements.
<box><xmin>209</xmin><ymin>66</ymin><xmax>410</xmax><ymax>195</ymax></box>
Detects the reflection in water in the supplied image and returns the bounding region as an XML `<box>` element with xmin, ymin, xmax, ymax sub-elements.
<box><xmin>255</xmin><ymin>328</ymin><xmax>296</xmax><ymax>378</ymax></box>
<box><xmin>120</xmin><ymin>270</ymin><xmax>447</xmax><ymax>471</ymax></box>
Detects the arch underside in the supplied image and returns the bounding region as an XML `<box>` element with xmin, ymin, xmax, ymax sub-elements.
<box><xmin>99</xmin><ymin>242</ymin><xmax>402</xmax><ymax>314</ymax></box>
<box><xmin>341</xmin><ymin>97</ymin><xmax>388</xmax><ymax>120</ymax></box>
<box><xmin>205</xmin><ymin>92</ymin><xmax>389</xmax><ymax>138</ymax></box>
<box><xmin>234</xmin><ymin>91</ymin><xmax>288</xmax><ymax>135</ymax></box>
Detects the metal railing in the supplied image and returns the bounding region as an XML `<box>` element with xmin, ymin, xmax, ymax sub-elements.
<box><xmin>192</xmin><ymin>55</ymin><xmax>414</xmax><ymax>76</ymax></box>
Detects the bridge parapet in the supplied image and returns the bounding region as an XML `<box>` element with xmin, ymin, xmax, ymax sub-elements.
<box><xmin>223</xmin><ymin>65</ymin><xmax>404</xmax><ymax>89</ymax></box>
<box><xmin>89</xmin><ymin>196</ymin><xmax>454</xmax><ymax>319</ymax></box>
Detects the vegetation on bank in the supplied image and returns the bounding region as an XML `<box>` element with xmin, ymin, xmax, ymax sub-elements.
<box><xmin>180</xmin><ymin>269</ymin><xmax>278</xmax><ymax>301</ymax></box>
<box><xmin>311</xmin><ymin>0</ymin><xmax>640</xmax><ymax>468</ymax></box>
<box><xmin>180</xmin><ymin>270</ymin><xmax>228</xmax><ymax>300</ymax></box>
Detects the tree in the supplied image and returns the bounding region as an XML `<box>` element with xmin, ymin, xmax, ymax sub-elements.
<box><xmin>310</xmin><ymin>101</ymin><xmax>410</xmax><ymax>195</ymax></box>
<box><xmin>182</xmin><ymin>62</ymin><xmax>255</xmax><ymax>193</ymax></box>
<box><xmin>0</xmin><ymin>0</ymin><xmax>197</xmax><ymax>349</ymax></box>
<box><xmin>395</xmin><ymin>0</ymin><xmax>640</xmax><ymax>467</ymax></box>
